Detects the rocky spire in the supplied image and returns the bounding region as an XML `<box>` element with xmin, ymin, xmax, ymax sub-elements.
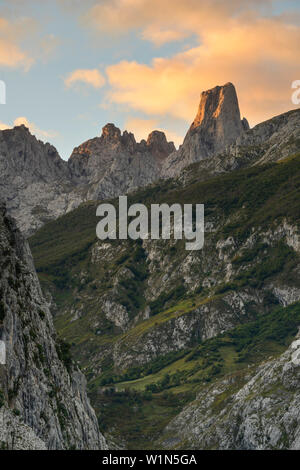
<box><xmin>162</xmin><ymin>82</ymin><xmax>249</xmax><ymax>177</ymax></box>
<box><xmin>187</xmin><ymin>82</ymin><xmax>246</xmax><ymax>153</ymax></box>
<box><xmin>101</xmin><ymin>123</ymin><xmax>121</xmax><ymax>142</ymax></box>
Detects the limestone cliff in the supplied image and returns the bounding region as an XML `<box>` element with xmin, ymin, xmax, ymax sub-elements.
<box><xmin>0</xmin><ymin>125</ymin><xmax>81</xmax><ymax>236</ymax></box>
<box><xmin>162</xmin><ymin>82</ymin><xmax>248</xmax><ymax>176</ymax></box>
<box><xmin>163</xmin><ymin>84</ymin><xmax>300</xmax><ymax>179</ymax></box>
<box><xmin>0</xmin><ymin>202</ymin><xmax>107</xmax><ymax>450</ymax></box>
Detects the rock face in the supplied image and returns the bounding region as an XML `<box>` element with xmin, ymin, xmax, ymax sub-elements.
<box><xmin>161</xmin><ymin>330</ymin><xmax>300</xmax><ymax>450</ymax></box>
<box><xmin>146</xmin><ymin>131</ymin><xmax>176</xmax><ymax>165</ymax></box>
<box><xmin>189</xmin><ymin>82</ymin><xmax>246</xmax><ymax>149</ymax></box>
<box><xmin>162</xmin><ymin>82</ymin><xmax>248</xmax><ymax>176</ymax></box>
<box><xmin>68</xmin><ymin>123</ymin><xmax>175</xmax><ymax>201</ymax></box>
<box><xmin>0</xmin><ymin>408</ymin><xmax>47</xmax><ymax>450</ymax></box>
<box><xmin>0</xmin><ymin>123</ymin><xmax>175</xmax><ymax>236</ymax></box>
<box><xmin>163</xmin><ymin>85</ymin><xmax>300</xmax><ymax>179</ymax></box>
<box><xmin>0</xmin><ymin>125</ymin><xmax>81</xmax><ymax>236</ymax></box>
<box><xmin>0</xmin><ymin>202</ymin><xmax>107</xmax><ymax>450</ymax></box>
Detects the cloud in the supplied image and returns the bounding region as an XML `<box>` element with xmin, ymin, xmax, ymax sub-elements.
<box><xmin>64</xmin><ymin>68</ymin><xmax>106</xmax><ymax>89</ymax></box>
<box><xmin>0</xmin><ymin>121</ymin><xmax>10</xmax><ymax>130</ymax></box>
<box><xmin>141</xmin><ymin>27</ymin><xmax>188</xmax><ymax>46</ymax></box>
<box><xmin>39</xmin><ymin>34</ymin><xmax>60</xmax><ymax>62</ymax></box>
<box><xmin>125</xmin><ymin>117</ymin><xmax>183</xmax><ymax>147</ymax></box>
<box><xmin>106</xmin><ymin>13</ymin><xmax>300</xmax><ymax>126</ymax></box>
<box><xmin>0</xmin><ymin>117</ymin><xmax>57</xmax><ymax>141</ymax></box>
<box><xmin>84</xmin><ymin>0</ymin><xmax>276</xmax><ymax>44</ymax></box>
<box><xmin>0</xmin><ymin>17</ymin><xmax>35</xmax><ymax>69</ymax></box>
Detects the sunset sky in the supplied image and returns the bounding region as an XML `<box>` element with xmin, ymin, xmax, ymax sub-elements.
<box><xmin>0</xmin><ymin>0</ymin><xmax>299</xmax><ymax>159</ymax></box>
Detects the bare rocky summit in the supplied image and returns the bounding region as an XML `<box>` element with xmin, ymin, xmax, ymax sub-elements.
<box><xmin>0</xmin><ymin>125</ymin><xmax>80</xmax><ymax>236</ymax></box>
<box><xmin>163</xmin><ymin>84</ymin><xmax>300</xmax><ymax>179</ymax></box>
<box><xmin>68</xmin><ymin>123</ymin><xmax>175</xmax><ymax>201</ymax></box>
<box><xmin>162</xmin><ymin>82</ymin><xmax>249</xmax><ymax>177</ymax></box>
<box><xmin>0</xmin><ymin>123</ymin><xmax>175</xmax><ymax>236</ymax></box>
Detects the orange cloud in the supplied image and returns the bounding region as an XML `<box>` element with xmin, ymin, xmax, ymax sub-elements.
<box><xmin>106</xmin><ymin>15</ymin><xmax>300</xmax><ymax>126</ymax></box>
<box><xmin>1</xmin><ymin>117</ymin><xmax>57</xmax><ymax>141</ymax></box>
<box><xmin>64</xmin><ymin>68</ymin><xmax>106</xmax><ymax>89</ymax></box>
<box><xmin>0</xmin><ymin>121</ymin><xmax>10</xmax><ymax>130</ymax></box>
<box><xmin>0</xmin><ymin>17</ymin><xmax>35</xmax><ymax>69</ymax></box>
<box><xmin>141</xmin><ymin>27</ymin><xmax>188</xmax><ymax>46</ymax></box>
<box><xmin>85</xmin><ymin>0</ymin><xmax>275</xmax><ymax>44</ymax></box>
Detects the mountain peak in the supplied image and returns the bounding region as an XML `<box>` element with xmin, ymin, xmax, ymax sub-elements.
<box><xmin>161</xmin><ymin>82</ymin><xmax>249</xmax><ymax>177</ymax></box>
<box><xmin>185</xmin><ymin>82</ymin><xmax>247</xmax><ymax>156</ymax></box>
<box><xmin>101</xmin><ymin>123</ymin><xmax>121</xmax><ymax>142</ymax></box>
<box><xmin>146</xmin><ymin>130</ymin><xmax>176</xmax><ymax>164</ymax></box>
<box><xmin>190</xmin><ymin>82</ymin><xmax>243</xmax><ymax>137</ymax></box>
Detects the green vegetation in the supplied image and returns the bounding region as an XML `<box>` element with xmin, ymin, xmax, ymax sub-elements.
<box><xmin>90</xmin><ymin>301</ymin><xmax>300</xmax><ymax>448</ymax></box>
<box><xmin>30</xmin><ymin>155</ymin><xmax>300</xmax><ymax>295</ymax></box>
<box><xmin>216</xmin><ymin>241</ymin><xmax>297</xmax><ymax>293</ymax></box>
<box><xmin>0</xmin><ymin>390</ymin><xmax>4</xmax><ymax>408</ymax></box>
<box><xmin>56</xmin><ymin>339</ymin><xmax>73</xmax><ymax>372</ymax></box>
<box><xmin>90</xmin><ymin>386</ymin><xmax>194</xmax><ymax>450</ymax></box>
<box><xmin>28</xmin><ymin>153</ymin><xmax>300</xmax><ymax>449</ymax></box>
<box><xmin>149</xmin><ymin>284</ymin><xmax>186</xmax><ymax>316</ymax></box>
<box><xmin>97</xmin><ymin>349</ymin><xmax>187</xmax><ymax>385</ymax></box>
<box><xmin>117</xmin><ymin>242</ymin><xmax>149</xmax><ymax>317</ymax></box>
<box><xmin>112</xmin><ymin>301</ymin><xmax>300</xmax><ymax>395</ymax></box>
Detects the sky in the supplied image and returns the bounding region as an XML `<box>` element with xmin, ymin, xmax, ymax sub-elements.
<box><xmin>0</xmin><ymin>0</ymin><xmax>299</xmax><ymax>160</ymax></box>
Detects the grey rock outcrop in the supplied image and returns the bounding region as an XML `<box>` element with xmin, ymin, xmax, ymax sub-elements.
<box><xmin>0</xmin><ymin>408</ymin><xmax>47</xmax><ymax>450</ymax></box>
<box><xmin>163</xmin><ymin>85</ymin><xmax>300</xmax><ymax>179</ymax></box>
<box><xmin>162</xmin><ymin>82</ymin><xmax>248</xmax><ymax>177</ymax></box>
<box><xmin>0</xmin><ymin>202</ymin><xmax>107</xmax><ymax>449</ymax></box>
<box><xmin>68</xmin><ymin>123</ymin><xmax>174</xmax><ymax>200</ymax></box>
<box><xmin>0</xmin><ymin>125</ymin><xmax>81</xmax><ymax>236</ymax></box>
<box><xmin>146</xmin><ymin>130</ymin><xmax>176</xmax><ymax>165</ymax></box>
<box><xmin>0</xmin><ymin>123</ymin><xmax>175</xmax><ymax>236</ymax></box>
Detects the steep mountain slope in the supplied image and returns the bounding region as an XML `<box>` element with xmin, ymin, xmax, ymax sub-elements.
<box><xmin>0</xmin><ymin>202</ymin><xmax>107</xmax><ymax>449</ymax></box>
<box><xmin>1</xmin><ymin>81</ymin><xmax>299</xmax><ymax>449</ymax></box>
<box><xmin>29</xmin><ymin>153</ymin><xmax>300</xmax><ymax>448</ymax></box>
